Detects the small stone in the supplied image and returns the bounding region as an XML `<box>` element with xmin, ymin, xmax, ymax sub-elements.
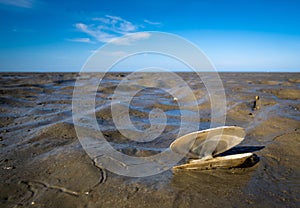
<box><xmin>279</xmin><ymin>197</ymin><xmax>287</xmax><ymax>202</ymax></box>
<box><xmin>3</xmin><ymin>166</ymin><xmax>14</xmax><ymax>170</ymax></box>
<box><xmin>31</xmin><ymin>201</ymin><xmax>35</xmax><ymax>205</ymax></box>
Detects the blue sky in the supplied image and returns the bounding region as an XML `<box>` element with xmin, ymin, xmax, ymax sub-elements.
<box><xmin>0</xmin><ymin>0</ymin><xmax>300</xmax><ymax>72</ymax></box>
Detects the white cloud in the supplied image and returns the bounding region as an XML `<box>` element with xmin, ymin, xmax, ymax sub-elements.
<box><xmin>104</xmin><ymin>50</ymin><xmax>128</xmax><ymax>57</ymax></box>
<box><xmin>112</xmin><ymin>32</ymin><xmax>151</xmax><ymax>45</ymax></box>
<box><xmin>93</xmin><ymin>15</ymin><xmax>137</xmax><ymax>34</ymax></box>
<box><xmin>67</xmin><ymin>38</ymin><xmax>94</xmax><ymax>43</ymax></box>
<box><xmin>0</xmin><ymin>0</ymin><xmax>34</xmax><ymax>8</ymax></box>
<box><xmin>75</xmin><ymin>23</ymin><xmax>118</xmax><ymax>43</ymax></box>
<box><xmin>144</xmin><ymin>19</ymin><xmax>162</xmax><ymax>26</ymax></box>
<box><xmin>74</xmin><ymin>15</ymin><xmax>151</xmax><ymax>45</ymax></box>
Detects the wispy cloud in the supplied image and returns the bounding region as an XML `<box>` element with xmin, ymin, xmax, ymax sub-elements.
<box><xmin>74</xmin><ymin>15</ymin><xmax>152</xmax><ymax>45</ymax></box>
<box><xmin>144</xmin><ymin>19</ymin><xmax>162</xmax><ymax>26</ymax></box>
<box><xmin>67</xmin><ymin>38</ymin><xmax>94</xmax><ymax>44</ymax></box>
<box><xmin>0</xmin><ymin>0</ymin><xmax>34</xmax><ymax>8</ymax></box>
<box><xmin>75</xmin><ymin>22</ymin><xmax>118</xmax><ymax>43</ymax></box>
<box><xmin>92</xmin><ymin>15</ymin><xmax>137</xmax><ymax>34</ymax></box>
<box><xmin>112</xmin><ymin>32</ymin><xmax>151</xmax><ymax>45</ymax></box>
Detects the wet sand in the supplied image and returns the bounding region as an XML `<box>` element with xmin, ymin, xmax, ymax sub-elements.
<box><xmin>0</xmin><ymin>72</ymin><xmax>299</xmax><ymax>208</ymax></box>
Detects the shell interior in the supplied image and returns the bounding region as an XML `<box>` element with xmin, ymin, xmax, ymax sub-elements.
<box><xmin>170</xmin><ymin>126</ymin><xmax>246</xmax><ymax>159</ymax></box>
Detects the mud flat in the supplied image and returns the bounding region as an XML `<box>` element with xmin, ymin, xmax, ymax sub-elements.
<box><xmin>0</xmin><ymin>72</ymin><xmax>299</xmax><ymax>207</ymax></box>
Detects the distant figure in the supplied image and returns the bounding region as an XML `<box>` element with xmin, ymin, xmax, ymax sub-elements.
<box><xmin>252</xmin><ymin>96</ymin><xmax>260</xmax><ymax>110</ymax></box>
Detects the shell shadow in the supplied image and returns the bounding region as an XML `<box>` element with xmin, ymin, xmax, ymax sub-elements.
<box><xmin>216</xmin><ymin>146</ymin><xmax>265</xmax><ymax>168</ymax></box>
<box><xmin>217</xmin><ymin>146</ymin><xmax>265</xmax><ymax>156</ymax></box>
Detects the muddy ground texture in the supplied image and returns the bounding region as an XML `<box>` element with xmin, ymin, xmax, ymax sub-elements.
<box><xmin>0</xmin><ymin>73</ymin><xmax>299</xmax><ymax>208</ymax></box>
